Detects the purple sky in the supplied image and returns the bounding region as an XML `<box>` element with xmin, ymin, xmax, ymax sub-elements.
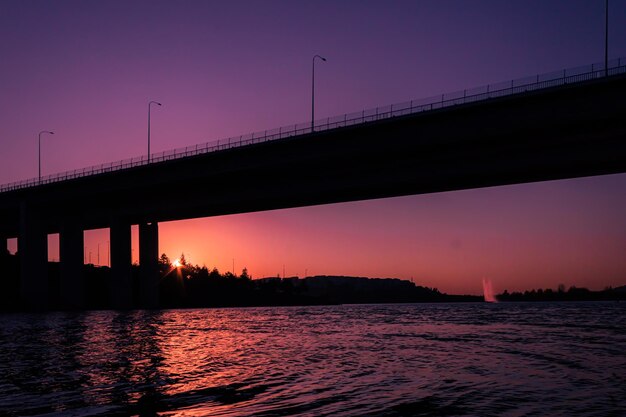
<box><xmin>1</xmin><ymin>1</ymin><xmax>625</xmax><ymax>294</ymax></box>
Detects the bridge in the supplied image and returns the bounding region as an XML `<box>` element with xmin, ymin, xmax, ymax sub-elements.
<box><xmin>2</xmin><ymin>59</ymin><xmax>626</xmax><ymax>310</ymax></box>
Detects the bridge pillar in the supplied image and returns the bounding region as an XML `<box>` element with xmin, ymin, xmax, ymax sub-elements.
<box><xmin>59</xmin><ymin>222</ymin><xmax>84</xmax><ymax>310</ymax></box>
<box><xmin>139</xmin><ymin>222</ymin><xmax>159</xmax><ymax>309</ymax></box>
<box><xmin>0</xmin><ymin>234</ymin><xmax>13</xmax><ymax>309</ymax></box>
<box><xmin>19</xmin><ymin>202</ymin><xmax>48</xmax><ymax>310</ymax></box>
<box><xmin>0</xmin><ymin>234</ymin><xmax>7</xmax><ymax>258</ymax></box>
<box><xmin>110</xmin><ymin>219</ymin><xmax>132</xmax><ymax>309</ymax></box>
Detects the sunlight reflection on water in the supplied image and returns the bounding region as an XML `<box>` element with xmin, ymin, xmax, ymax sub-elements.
<box><xmin>1</xmin><ymin>302</ymin><xmax>625</xmax><ymax>416</ymax></box>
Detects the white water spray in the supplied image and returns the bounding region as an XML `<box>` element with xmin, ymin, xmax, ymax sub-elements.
<box><xmin>482</xmin><ymin>277</ymin><xmax>497</xmax><ymax>303</ymax></box>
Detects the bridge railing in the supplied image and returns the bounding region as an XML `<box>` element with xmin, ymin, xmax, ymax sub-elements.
<box><xmin>2</xmin><ymin>57</ymin><xmax>625</xmax><ymax>193</ymax></box>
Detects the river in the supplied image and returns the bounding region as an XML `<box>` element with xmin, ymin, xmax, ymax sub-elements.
<box><xmin>1</xmin><ymin>302</ymin><xmax>625</xmax><ymax>416</ymax></box>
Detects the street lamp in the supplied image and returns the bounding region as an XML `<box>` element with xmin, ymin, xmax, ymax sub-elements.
<box><xmin>312</xmin><ymin>54</ymin><xmax>326</xmax><ymax>132</ymax></box>
<box><xmin>148</xmin><ymin>100</ymin><xmax>162</xmax><ymax>163</ymax></box>
<box><xmin>38</xmin><ymin>130</ymin><xmax>54</xmax><ymax>183</ymax></box>
<box><xmin>605</xmin><ymin>0</ymin><xmax>609</xmax><ymax>76</ymax></box>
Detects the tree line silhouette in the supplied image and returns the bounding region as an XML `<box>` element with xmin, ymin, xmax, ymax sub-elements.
<box><xmin>155</xmin><ymin>253</ymin><xmax>480</xmax><ymax>308</ymax></box>
<box><xmin>0</xmin><ymin>250</ymin><xmax>623</xmax><ymax>310</ymax></box>
<box><xmin>496</xmin><ymin>284</ymin><xmax>626</xmax><ymax>302</ymax></box>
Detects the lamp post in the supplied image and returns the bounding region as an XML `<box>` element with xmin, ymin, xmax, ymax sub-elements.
<box><xmin>148</xmin><ymin>100</ymin><xmax>162</xmax><ymax>163</ymax></box>
<box><xmin>38</xmin><ymin>130</ymin><xmax>54</xmax><ymax>183</ymax></box>
<box><xmin>312</xmin><ymin>54</ymin><xmax>326</xmax><ymax>132</ymax></box>
<box><xmin>605</xmin><ymin>0</ymin><xmax>609</xmax><ymax>76</ymax></box>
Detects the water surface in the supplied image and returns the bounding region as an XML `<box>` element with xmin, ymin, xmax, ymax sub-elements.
<box><xmin>1</xmin><ymin>302</ymin><xmax>625</xmax><ymax>416</ymax></box>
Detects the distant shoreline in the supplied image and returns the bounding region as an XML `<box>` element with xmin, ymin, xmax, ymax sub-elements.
<box><xmin>0</xmin><ymin>253</ymin><xmax>624</xmax><ymax>311</ymax></box>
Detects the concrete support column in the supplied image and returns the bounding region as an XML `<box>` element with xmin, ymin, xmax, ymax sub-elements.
<box><xmin>0</xmin><ymin>233</ymin><xmax>13</xmax><ymax>309</ymax></box>
<box><xmin>0</xmin><ymin>234</ymin><xmax>7</xmax><ymax>258</ymax></box>
<box><xmin>139</xmin><ymin>222</ymin><xmax>159</xmax><ymax>309</ymax></box>
<box><xmin>19</xmin><ymin>202</ymin><xmax>48</xmax><ymax>310</ymax></box>
<box><xmin>110</xmin><ymin>219</ymin><xmax>132</xmax><ymax>309</ymax></box>
<box><xmin>59</xmin><ymin>222</ymin><xmax>84</xmax><ymax>310</ymax></box>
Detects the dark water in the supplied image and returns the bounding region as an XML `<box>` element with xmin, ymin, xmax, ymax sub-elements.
<box><xmin>1</xmin><ymin>302</ymin><xmax>625</xmax><ymax>417</ymax></box>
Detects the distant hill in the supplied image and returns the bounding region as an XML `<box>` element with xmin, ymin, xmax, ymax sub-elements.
<box><xmin>256</xmin><ymin>275</ymin><xmax>482</xmax><ymax>304</ymax></box>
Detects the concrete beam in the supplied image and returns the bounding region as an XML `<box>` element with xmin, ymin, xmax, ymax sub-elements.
<box><xmin>3</xmin><ymin>74</ymin><xmax>626</xmax><ymax>234</ymax></box>
<box><xmin>139</xmin><ymin>222</ymin><xmax>159</xmax><ymax>309</ymax></box>
<box><xmin>59</xmin><ymin>222</ymin><xmax>84</xmax><ymax>310</ymax></box>
<box><xmin>110</xmin><ymin>219</ymin><xmax>132</xmax><ymax>309</ymax></box>
<box><xmin>19</xmin><ymin>202</ymin><xmax>48</xmax><ymax>310</ymax></box>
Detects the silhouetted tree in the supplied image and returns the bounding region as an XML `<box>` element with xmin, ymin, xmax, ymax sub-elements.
<box><xmin>159</xmin><ymin>253</ymin><xmax>170</xmax><ymax>266</ymax></box>
<box><xmin>209</xmin><ymin>267</ymin><xmax>220</xmax><ymax>280</ymax></box>
<box><xmin>240</xmin><ymin>267</ymin><xmax>251</xmax><ymax>280</ymax></box>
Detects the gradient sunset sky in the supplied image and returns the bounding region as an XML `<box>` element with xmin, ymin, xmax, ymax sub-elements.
<box><xmin>1</xmin><ymin>0</ymin><xmax>625</xmax><ymax>295</ymax></box>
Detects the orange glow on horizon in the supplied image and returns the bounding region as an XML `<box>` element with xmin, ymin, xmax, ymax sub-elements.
<box><xmin>21</xmin><ymin>174</ymin><xmax>626</xmax><ymax>296</ymax></box>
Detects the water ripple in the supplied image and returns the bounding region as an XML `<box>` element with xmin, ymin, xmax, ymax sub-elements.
<box><xmin>0</xmin><ymin>302</ymin><xmax>625</xmax><ymax>416</ymax></box>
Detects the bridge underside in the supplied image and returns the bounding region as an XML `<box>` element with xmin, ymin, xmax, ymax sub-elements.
<box><xmin>1</xmin><ymin>74</ymin><xmax>626</xmax><ymax>310</ymax></box>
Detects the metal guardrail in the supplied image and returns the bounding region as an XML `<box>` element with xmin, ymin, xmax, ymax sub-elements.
<box><xmin>1</xmin><ymin>58</ymin><xmax>625</xmax><ymax>193</ymax></box>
